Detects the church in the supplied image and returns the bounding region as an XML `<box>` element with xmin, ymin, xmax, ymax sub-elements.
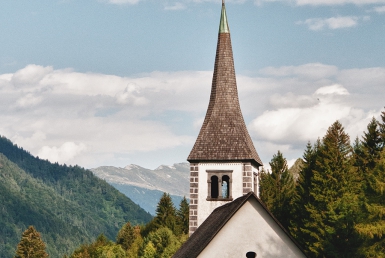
<box><xmin>173</xmin><ymin>1</ymin><xmax>307</xmax><ymax>257</ymax></box>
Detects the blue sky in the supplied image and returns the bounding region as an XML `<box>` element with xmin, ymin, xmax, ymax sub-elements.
<box><xmin>1</xmin><ymin>0</ymin><xmax>385</xmax><ymax>169</ymax></box>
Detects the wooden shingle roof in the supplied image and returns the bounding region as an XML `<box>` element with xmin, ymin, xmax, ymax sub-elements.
<box><xmin>172</xmin><ymin>192</ymin><xmax>307</xmax><ymax>258</ymax></box>
<box><xmin>187</xmin><ymin>2</ymin><xmax>262</xmax><ymax>167</ymax></box>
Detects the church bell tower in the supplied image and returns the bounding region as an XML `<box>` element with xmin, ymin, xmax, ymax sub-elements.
<box><xmin>187</xmin><ymin>0</ymin><xmax>263</xmax><ymax>235</ymax></box>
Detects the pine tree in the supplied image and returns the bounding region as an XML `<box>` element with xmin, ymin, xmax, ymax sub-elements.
<box><xmin>259</xmin><ymin>151</ymin><xmax>295</xmax><ymax>229</ymax></box>
<box><xmin>14</xmin><ymin>226</ymin><xmax>49</xmax><ymax>258</ymax></box>
<box><xmin>298</xmin><ymin>121</ymin><xmax>363</xmax><ymax>257</ymax></box>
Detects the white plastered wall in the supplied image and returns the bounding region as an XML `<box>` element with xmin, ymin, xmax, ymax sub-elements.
<box><xmin>198</xmin><ymin>198</ymin><xmax>306</xmax><ymax>258</ymax></box>
<box><xmin>197</xmin><ymin>162</ymin><xmax>245</xmax><ymax>226</ymax></box>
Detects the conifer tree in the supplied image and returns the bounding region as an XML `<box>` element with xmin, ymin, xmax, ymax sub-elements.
<box><xmin>116</xmin><ymin>222</ymin><xmax>135</xmax><ymax>251</ymax></box>
<box><xmin>298</xmin><ymin>121</ymin><xmax>363</xmax><ymax>257</ymax></box>
<box><xmin>355</xmin><ymin>150</ymin><xmax>385</xmax><ymax>256</ymax></box>
<box><xmin>290</xmin><ymin>140</ymin><xmax>320</xmax><ymax>245</ymax></box>
<box><xmin>259</xmin><ymin>151</ymin><xmax>295</xmax><ymax>229</ymax></box>
<box><xmin>14</xmin><ymin>226</ymin><xmax>49</xmax><ymax>258</ymax></box>
<box><xmin>361</xmin><ymin>117</ymin><xmax>383</xmax><ymax>171</ymax></box>
<box><xmin>153</xmin><ymin>193</ymin><xmax>177</xmax><ymax>234</ymax></box>
<box><xmin>353</xmin><ymin>116</ymin><xmax>385</xmax><ymax>256</ymax></box>
<box><xmin>176</xmin><ymin>197</ymin><xmax>189</xmax><ymax>235</ymax></box>
<box><xmin>379</xmin><ymin>108</ymin><xmax>385</xmax><ymax>146</ymax></box>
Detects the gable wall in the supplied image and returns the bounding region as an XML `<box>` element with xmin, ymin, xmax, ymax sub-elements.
<box><xmin>197</xmin><ymin>198</ymin><xmax>306</xmax><ymax>258</ymax></box>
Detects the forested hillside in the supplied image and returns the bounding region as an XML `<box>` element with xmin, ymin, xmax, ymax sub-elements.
<box><xmin>0</xmin><ymin>136</ymin><xmax>152</xmax><ymax>257</ymax></box>
<box><xmin>259</xmin><ymin>110</ymin><xmax>385</xmax><ymax>257</ymax></box>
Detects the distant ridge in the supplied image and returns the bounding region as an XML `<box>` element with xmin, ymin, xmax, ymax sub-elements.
<box><xmin>0</xmin><ymin>136</ymin><xmax>152</xmax><ymax>257</ymax></box>
<box><xmin>91</xmin><ymin>162</ymin><xmax>190</xmax><ymax>215</ymax></box>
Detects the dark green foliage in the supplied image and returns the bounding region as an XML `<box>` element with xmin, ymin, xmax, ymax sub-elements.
<box><xmin>259</xmin><ymin>151</ymin><xmax>295</xmax><ymax>229</ymax></box>
<box><xmin>354</xmin><ymin>115</ymin><xmax>385</xmax><ymax>256</ymax></box>
<box><xmin>176</xmin><ymin>197</ymin><xmax>189</xmax><ymax>235</ymax></box>
<box><xmin>359</xmin><ymin>117</ymin><xmax>383</xmax><ymax>172</ymax></box>
<box><xmin>380</xmin><ymin>108</ymin><xmax>385</xmax><ymax>146</ymax></box>
<box><xmin>290</xmin><ymin>141</ymin><xmax>320</xmax><ymax>247</ymax></box>
<box><xmin>14</xmin><ymin>226</ymin><xmax>49</xmax><ymax>258</ymax></box>
<box><xmin>146</xmin><ymin>193</ymin><xmax>178</xmax><ymax>236</ymax></box>
<box><xmin>0</xmin><ymin>136</ymin><xmax>152</xmax><ymax>257</ymax></box>
<box><xmin>293</xmin><ymin>121</ymin><xmax>363</xmax><ymax>257</ymax></box>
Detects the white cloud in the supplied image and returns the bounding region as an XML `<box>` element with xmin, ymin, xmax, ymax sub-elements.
<box><xmin>297</xmin><ymin>16</ymin><xmax>360</xmax><ymax>31</ymax></box>
<box><xmin>315</xmin><ymin>84</ymin><xmax>349</xmax><ymax>95</ymax></box>
<box><xmin>1</xmin><ymin>63</ymin><xmax>384</xmax><ymax>169</ymax></box>
<box><xmin>373</xmin><ymin>5</ymin><xmax>385</xmax><ymax>12</ymax></box>
<box><xmin>38</xmin><ymin>142</ymin><xmax>87</xmax><ymax>164</ymax></box>
<box><xmin>16</xmin><ymin>93</ymin><xmax>43</xmax><ymax>108</ymax></box>
<box><xmin>164</xmin><ymin>2</ymin><xmax>186</xmax><ymax>10</ymax></box>
<box><xmin>260</xmin><ymin>63</ymin><xmax>338</xmax><ymax>79</ymax></box>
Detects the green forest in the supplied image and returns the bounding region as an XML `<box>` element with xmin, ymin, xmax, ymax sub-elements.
<box><xmin>259</xmin><ymin>110</ymin><xmax>385</xmax><ymax>257</ymax></box>
<box><xmin>4</xmin><ymin>109</ymin><xmax>385</xmax><ymax>257</ymax></box>
<box><xmin>12</xmin><ymin>193</ymin><xmax>189</xmax><ymax>258</ymax></box>
<box><xmin>0</xmin><ymin>136</ymin><xmax>152</xmax><ymax>257</ymax></box>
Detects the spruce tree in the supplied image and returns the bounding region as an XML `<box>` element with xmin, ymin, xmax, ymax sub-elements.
<box><xmin>354</xmin><ymin>116</ymin><xmax>385</xmax><ymax>256</ymax></box>
<box><xmin>176</xmin><ymin>197</ymin><xmax>189</xmax><ymax>235</ymax></box>
<box><xmin>290</xmin><ymin>140</ymin><xmax>320</xmax><ymax>247</ymax></box>
<box><xmin>14</xmin><ymin>226</ymin><xmax>49</xmax><ymax>258</ymax></box>
<box><xmin>361</xmin><ymin>117</ymin><xmax>383</xmax><ymax>171</ymax></box>
<box><xmin>355</xmin><ymin>150</ymin><xmax>385</xmax><ymax>256</ymax></box>
<box><xmin>298</xmin><ymin>121</ymin><xmax>362</xmax><ymax>257</ymax></box>
<box><xmin>259</xmin><ymin>151</ymin><xmax>295</xmax><ymax>229</ymax></box>
<box><xmin>379</xmin><ymin>108</ymin><xmax>385</xmax><ymax>147</ymax></box>
<box><xmin>153</xmin><ymin>193</ymin><xmax>177</xmax><ymax>234</ymax></box>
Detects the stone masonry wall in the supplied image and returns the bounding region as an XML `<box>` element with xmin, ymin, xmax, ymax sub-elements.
<box><xmin>243</xmin><ymin>162</ymin><xmax>253</xmax><ymax>194</ymax></box>
<box><xmin>189</xmin><ymin>163</ymin><xmax>199</xmax><ymax>236</ymax></box>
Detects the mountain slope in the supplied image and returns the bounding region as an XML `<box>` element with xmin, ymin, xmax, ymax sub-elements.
<box><xmin>0</xmin><ymin>136</ymin><xmax>152</xmax><ymax>257</ymax></box>
<box><xmin>91</xmin><ymin>163</ymin><xmax>190</xmax><ymax>215</ymax></box>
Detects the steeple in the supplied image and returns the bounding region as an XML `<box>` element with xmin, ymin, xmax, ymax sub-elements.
<box><xmin>219</xmin><ymin>0</ymin><xmax>229</xmax><ymax>34</ymax></box>
<box><xmin>187</xmin><ymin>1</ymin><xmax>262</xmax><ymax>167</ymax></box>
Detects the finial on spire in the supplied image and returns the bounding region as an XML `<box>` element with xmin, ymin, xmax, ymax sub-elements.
<box><xmin>219</xmin><ymin>0</ymin><xmax>229</xmax><ymax>33</ymax></box>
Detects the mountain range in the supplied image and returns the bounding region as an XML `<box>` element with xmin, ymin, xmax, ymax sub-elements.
<box><xmin>91</xmin><ymin>163</ymin><xmax>190</xmax><ymax>215</ymax></box>
<box><xmin>0</xmin><ymin>136</ymin><xmax>152</xmax><ymax>257</ymax></box>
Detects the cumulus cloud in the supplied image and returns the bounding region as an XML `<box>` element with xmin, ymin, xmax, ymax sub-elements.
<box><xmin>38</xmin><ymin>142</ymin><xmax>87</xmax><ymax>164</ymax></box>
<box><xmin>16</xmin><ymin>93</ymin><xmax>43</xmax><ymax>108</ymax></box>
<box><xmin>1</xmin><ymin>63</ymin><xmax>384</xmax><ymax>169</ymax></box>
<box><xmin>315</xmin><ymin>84</ymin><xmax>349</xmax><ymax>95</ymax></box>
<box><xmin>248</xmin><ymin>64</ymin><xmax>384</xmax><ymax>162</ymax></box>
<box><xmin>260</xmin><ymin>63</ymin><xmax>339</xmax><ymax>79</ymax></box>
<box><xmin>297</xmin><ymin>16</ymin><xmax>362</xmax><ymax>31</ymax></box>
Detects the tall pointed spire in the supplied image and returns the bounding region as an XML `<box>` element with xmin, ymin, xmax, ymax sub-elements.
<box><xmin>188</xmin><ymin>2</ymin><xmax>262</xmax><ymax>167</ymax></box>
<box><xmin>219</xmin><ymin>0</ymin><xmax>229</xmax><ymax>33</ymax></box>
